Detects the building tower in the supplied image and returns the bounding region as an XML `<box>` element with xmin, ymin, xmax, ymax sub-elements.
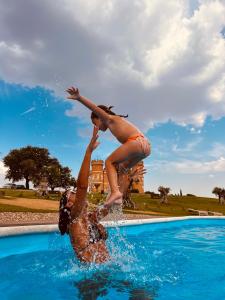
<box><xmin>89</xmin><ymin>160</ymin><xmax>109</xmax><ymax>193</ymax></box>
<box><xmin>89</xmin><ymin>160</ymin><xmax>145</xmax><ymax>193</ymax></box>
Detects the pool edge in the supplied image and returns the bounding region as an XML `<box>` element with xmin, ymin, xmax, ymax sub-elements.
<box><xmin>1</xmin><ymin>216</ymin><xmax>225</xmax><ymax>237</ymax></box>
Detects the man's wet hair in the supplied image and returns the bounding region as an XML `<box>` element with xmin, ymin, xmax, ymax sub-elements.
<box><xmin>91</xmin><ymin>105</ymin><xmax>128</xmax><ymax>119</ymax></box>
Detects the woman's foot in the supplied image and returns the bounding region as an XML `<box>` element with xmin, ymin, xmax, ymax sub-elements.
<box><xmin>104</xmin><ymin>191</ymin><xmax>122</xmax><ymax>208</ymax></box>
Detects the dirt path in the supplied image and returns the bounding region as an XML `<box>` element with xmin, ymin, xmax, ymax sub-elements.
<box><xmin>0</xmin><ymin>197</ymin><xmax>58</xmax><ymax>210</ymax></box>
<box><xmin>123</xmin><ymin>209</ymin><xmax>168</xmax><ymax>216</ymax></box>
<box><xmin>0</xmin><ymin>198</ymin><xmax>167</xmax><ymax>216</ymax></box>
<box><xmin>0</xmin><ymin>212</ymin><xmax>159</xmax><ymax>226</ymax></box>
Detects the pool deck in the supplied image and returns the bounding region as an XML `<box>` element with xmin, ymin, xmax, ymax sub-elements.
<box><xmin>0</xmin><ymin>211</ymin><xmax>161</xmax><ymax>227</ymax></box>
<box><xmin>1</xmin><ymin>215</ymin><xmax>225</xmax><ymax>237</ymax></box>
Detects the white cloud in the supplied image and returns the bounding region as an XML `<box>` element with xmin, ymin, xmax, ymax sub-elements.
<box><xmin>0</xmin><ymin>160</ymin><xmax>8</xmax><ymax>187</ymax></box>
<box><xmin>209</xmin><ymin>174</ymin><xmax>215</xmax><ymax>178</ymax></box>
<box><xmin>155</xmin><ymin>156</ymin><xmax>225</xmax><ymax>174</ymax></box>
<box><xmin>172</xmin><ymin>137</ymin><xmax>203</xmax><ymax>154</ymax></box>
<box><xmin>189</xmin><ymin>127</ymin><xmax>202</xmax><ymax>134</ymax></box>
<box><xmin>208</xmin><ymin>74</ymin><xmax>225</xmax><ymax>103</ymax></box>
<box><xmin>0</xmin><ymin>160</ymin><xmax>7</xmax><ymax>176</ymax></box>
<box><xmin>0</xmin><ymin>0</ymin><xmax>225</xmax><ymax>130</ymax></box>
<box><xmin>209</xmin><ymin>142</ymin><xmax>225</xmax><ymax>158</ymax></box>
<box><xmin>174</xmin><ymin>156</ymin><xmax>225</xmax><ymax>173</ymax></box>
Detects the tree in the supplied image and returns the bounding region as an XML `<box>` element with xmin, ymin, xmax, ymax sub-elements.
<box><xmin>222</xmin><ymin>189</ymin><xmax>225</xmax><ymax>205</ymax></box>
<box><xmin>212</xmin><ymin>187</ymin><xmax>224</xmax><ymax>205</ymax></box>
<box><xmin>41</xmin><ymin>161</ymin><xmax>76</xmax><ymax>191</ymax></box>
<box><xmin>44</xmin><ymin>162</ymin><xmax>61</xmax><ymax>191</ymax></box>
<box><xmin>158</xmin><ymin>186</ymin><xmax>171</xmax><ymax>204</ymax></box>
<box><xmin>121</xmin><ymin>166</ymin><xmax>146</xmax><ymax>209</ymax></box>
<box><xmin>3</xmin><ymin>146</ymin><xmax>50</xmax><ymax>189</ymax></box>
<box><xmin>3</xmin><ymin>146</ymin><xmax>76</xmax><ymax>190</ymax></box>
<box><xmin>69</xmin><ymin>176</ymin><xmax>77</xmax><ymax>189</ymax></box>
<box><xmin>60</xmin><ymin>166</ymin><xmax>76</xmax><ymax>190</ymax></box>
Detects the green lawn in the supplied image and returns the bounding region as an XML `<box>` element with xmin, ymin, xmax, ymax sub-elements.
<box><xmin>0</xmin><ymin>203</ymin><xmax>57</xmax><ymax>213</ymax></box>
<box><xmin>0</xmin><ymin>188</ymin><xmax>60</xmax><ymax>201</ymax></box>
<box><xmin>130</xmin><ymin>194</ymin><xmax>225</xmax><ymax>216</ymax></box>
<box><xmin>0</xmin><ymin>189</ymin><xmax>224</xmax><ymax>216</ymax></box>
<box><xmin>88</xmin><ymin>193</ymin><xmax>224</xmax><ymax>216</ymax></box>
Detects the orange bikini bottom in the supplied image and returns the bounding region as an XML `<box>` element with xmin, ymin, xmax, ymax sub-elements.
<box><xmin>127</xmin><ymin>134</ymin><xmax>145</xmax><ymax>142</ymax></box>
<box><xmin>126</xmin><ymin>134</ymin><xmax>151</xmax><ymax>157</ymax></box>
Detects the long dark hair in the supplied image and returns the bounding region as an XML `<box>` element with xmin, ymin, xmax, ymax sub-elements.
<box><xmin>91</xmin><ymin>105</ymin><xmax>128</xmax><ymax>119</ymax></box>
<box><xmin>58</xmin><ymin>191</ymin><xmax>71</xmax><ymax>235</ymax></box>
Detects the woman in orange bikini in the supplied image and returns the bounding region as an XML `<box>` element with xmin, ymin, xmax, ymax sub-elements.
<box><xmin>66</xmin><ymin>86</ymin><xmax>151</xmax><ymax>207</ymax></box>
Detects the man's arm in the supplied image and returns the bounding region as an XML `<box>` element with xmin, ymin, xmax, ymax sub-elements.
<box><xmin>66</xmin><ymin>87</ymin><xmax>112</xmax><ymax>124</ymax></box>
<box><xmin>70</xmin><ymin>127</ymin><xmax>99</xmax><ymax>220</ymax></box>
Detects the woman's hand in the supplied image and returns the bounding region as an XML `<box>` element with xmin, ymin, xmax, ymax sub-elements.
<box><xmin>66</xmin><ymin>86</ymin><xmax>80</xmax><ymax>100</ymax></box>
<box><xmin>88</xmin><ymin>126</ymin><xmax>100</xmax><ymax>152</ymax></box>
<box><xmin>130</xmin><ymin>166</ymin><xmax>147</xmax><ymax>182</ymax></box>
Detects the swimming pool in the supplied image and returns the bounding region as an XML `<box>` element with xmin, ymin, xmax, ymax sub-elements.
<box><xmin>1</xmin><ymin>218</ymin><xmax>225</xmax><ymax>300</ymax></box>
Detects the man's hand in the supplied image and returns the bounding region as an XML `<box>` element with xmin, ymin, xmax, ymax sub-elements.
<box><xmin>66</xmin><ymin>86</ymin><xmax>80</xmax><ymax>100</ymax></box>
<box><xmin>88</xmin><ymin>126</ymin><xmax>100</xmax><ymax>152</ymax></box>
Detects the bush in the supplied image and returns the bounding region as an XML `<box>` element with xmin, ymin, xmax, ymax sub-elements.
<box><xmin>48</xmin><ymin>191</ymin><xmax>61</xmax><ymax>195</ymax></box>
<box><xmin>149</xmin><ymin>192</ymin><xmax>160</xmax><ymax>199</ymax></box>
<box><xmin>0</xmin><ymin>190</ymin><xmax>5</xmax><ymax>197</ymax></box>
<box><xmin>186</xmin><ymin>194</ymin><xmax>196</xmax><ymax>197</ymax></box>
<box><xmin>130</xmin><ymin>189</ymin><xmax>139</xmax><ymax>193</ymax></box>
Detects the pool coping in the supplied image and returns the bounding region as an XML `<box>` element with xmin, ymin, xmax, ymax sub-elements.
<box><xmin>1</xmin><ymin>216</ymin><xmax>225</xmax><ymax>237</ymax></box>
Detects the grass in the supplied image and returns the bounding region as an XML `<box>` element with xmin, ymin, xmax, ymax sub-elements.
<box><xmin>0</xmin><ymin>188</ymin><xmax>60</xmax><ymax>201</ymax></box>
<box><xmin>0</xmin><ymin>203</ymin><xmax>57</xmax><ymax>213</ymax></box>
<box><xmin>0</xmin><ymin>190</ymin><xmax>224</xmax><ymax>216</ymax></box>
<box><xmin>130</xmin><ymin>194</ymin><xmax>225</xmax><ymax>216</ymax></box>
<box><xmin>88</xmin><ymin>193</ymin><xmax>225</xmax><ymax>217</ymax></box>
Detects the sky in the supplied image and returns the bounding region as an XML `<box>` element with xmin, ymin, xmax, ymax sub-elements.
<box><xmin>0</xmin><ymin>0</ymin><xmax>225</xmax><ymax>196</ymax></box>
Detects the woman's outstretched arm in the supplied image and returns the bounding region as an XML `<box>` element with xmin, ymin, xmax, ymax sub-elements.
<box><xmin>70</xmin><ymin>126</ymin><xmax>99</xmax><ymax>220</ymax></box>
<box><xmin>66</xmin><ymin>87</ymin><xmax>112</xmax><ymax>124</ymax></box>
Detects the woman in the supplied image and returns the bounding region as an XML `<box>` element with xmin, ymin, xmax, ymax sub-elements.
<box><xmin>58</xmin><ymin>126</ymin><xmax>146</xmax><ymax>263</ymax></box>
<box><xmin>59</xmin><ymin>126</ymin><xmax>110</xmax><ymax>263</ymax></box>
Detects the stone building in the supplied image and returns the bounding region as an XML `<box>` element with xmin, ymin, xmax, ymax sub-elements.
<box><xmin>88</xmin><ymin>160</ymin><xmax>109</xmax><ymax>193</ymax></box>
<box><xmin>88</xmin><ymin>160</ymin><xmax>145</xmax><ymax>193</ymax></box>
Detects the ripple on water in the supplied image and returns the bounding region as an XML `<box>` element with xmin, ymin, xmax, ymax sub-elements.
<box><xmin>1</xmin><ymin>221</ymin><xmax>225</xmax><ymax>299</ymax></box>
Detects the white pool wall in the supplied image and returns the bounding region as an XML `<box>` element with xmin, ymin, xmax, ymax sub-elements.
<box><xmin>1</xmin><ymin>216</ymin><xmax>225</xmax><ymax>237</ymax></box>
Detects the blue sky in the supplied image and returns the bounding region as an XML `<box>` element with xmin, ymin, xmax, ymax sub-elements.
<box><xmin>0</xmin><ymin>0</ymin><xmax>225</xmax><ymax>196</ymax></box>
<box><xmin>1</xmin><ymin>80</ymin><xmax>225</xmax><ymax>196</ymax></box>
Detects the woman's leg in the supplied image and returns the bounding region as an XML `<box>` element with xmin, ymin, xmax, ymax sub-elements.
<box><xmin>105</xmin><ymin>141</ymin><xmax>142</xmax><ymax>206</ymax></box>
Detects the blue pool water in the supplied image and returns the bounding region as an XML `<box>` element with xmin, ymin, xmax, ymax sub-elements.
<box><xmin>1</xmin><ymin>219</ymin><xmax>225</xmax><ymax>300</ymax></box>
